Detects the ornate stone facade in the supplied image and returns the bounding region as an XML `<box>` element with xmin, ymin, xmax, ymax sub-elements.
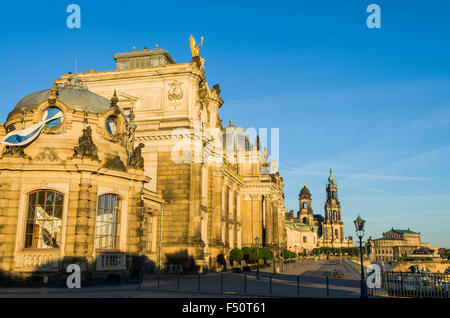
<box><xmin>55</xmin><ymin>46</ymin><xmax>287</xmax><ymax>270</ymax></box>
<box><xmin>0</xmin><ymin>77</ymin><xmax>162</xmax><ymax>282</ymax></box>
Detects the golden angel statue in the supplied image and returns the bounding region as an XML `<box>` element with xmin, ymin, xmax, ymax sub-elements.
<box><xmin>271</xmin><ymin>159</ymin><xmax>278</xmax><ymax>174</ymax></box>
<box><xmin>190</xmin><ymin>35</ymin><xmax>205</xmax><ymax>69</ymax></box>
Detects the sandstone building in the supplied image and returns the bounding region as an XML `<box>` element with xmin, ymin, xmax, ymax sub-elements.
<box><xmin>366</xmin><ymin>228</ymin><xmax>439</xmax><ymax>262</ymax></box>
<box><xmin>0</xmin><ymin>44</ymin><xmax>287</xmax><ymax>282</ymax></box>
<box><xmin>285</xmin><ymin>169</ymin><xmax>353</xmax><ymax>252</ymax></box>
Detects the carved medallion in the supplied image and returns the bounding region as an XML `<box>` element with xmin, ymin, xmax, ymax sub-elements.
<box><xmin>168</xmin><ymin>80</ymin><xmax>183</xmax><ymax>101</ymax></box>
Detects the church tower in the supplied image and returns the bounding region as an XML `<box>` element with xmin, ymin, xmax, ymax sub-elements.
<box><xmin>298</xmin><ymin>183</ymin><xmax>314</xmax><ymax>225</ymax></box>
<box><xmin>322</xmin><ymin>168</ymin><xmax>344</xmax><ymax>246</ymax></box>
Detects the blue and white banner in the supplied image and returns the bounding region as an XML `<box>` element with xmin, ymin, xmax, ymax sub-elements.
<box><xmin>1</xmin><ymin>109</ymin><xmax>64</xmax><ymax>147</ymax></box>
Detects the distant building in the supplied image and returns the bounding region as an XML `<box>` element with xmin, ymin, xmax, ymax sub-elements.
<box><xmin>317</xmin><ymin>169</ymin><xmax>353</xmax><ymax>248</ymax></box>
<box><xmin>285</xmin><ymin>169</ymin><xmax>353</xmax><ymax>252</ymax></box>
<box><xmin>366</xmin><ymin>228</ymin><xmax>439</xmax><ymax>262</ymax></box>
<box><xmin>285</xmin><ymin>219</ymin><xmax>318</xmax><ymax>254</ymax></box>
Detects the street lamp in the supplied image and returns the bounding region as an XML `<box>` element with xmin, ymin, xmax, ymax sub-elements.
<box><xmin>255</xmin><ymin>237</ymin><xmax>260</xmax><ymax>279</ymax></box>
<box><xmin>272</xmin><ymin>242</ymin><xmax>277</xmax><ymax>274</ymax></box>
<box><xmin>353</xmin><ymin>214</ymin><xmax>368</xmax><ymax>298</ymax></box>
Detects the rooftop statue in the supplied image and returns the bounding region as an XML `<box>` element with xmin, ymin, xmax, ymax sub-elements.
<box><xmin>190</xmin><ymin>35</ymin><xmax>205</xmax><ymax>70</ymax></box>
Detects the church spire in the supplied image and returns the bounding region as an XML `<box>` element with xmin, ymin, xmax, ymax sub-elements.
<box><xmin>328</xmin><ymin>167</ymin><xmax>335</xmax><ymax>184</ymax></box>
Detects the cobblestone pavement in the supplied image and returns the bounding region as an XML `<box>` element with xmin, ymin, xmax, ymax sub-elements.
<box><xmin>0</xmin><ymin>260</ymin><xmax>362</xmax><ymax>298</ymax></box>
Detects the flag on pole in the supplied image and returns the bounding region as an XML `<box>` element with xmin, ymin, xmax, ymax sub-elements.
<box><xmin>1</xmin><ymin>109</ymin><xmax>64</xmax><ymax>147</ymax></box>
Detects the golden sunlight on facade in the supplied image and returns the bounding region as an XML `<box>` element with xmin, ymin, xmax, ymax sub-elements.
<box><xmin>0</xmin><ymin>43</ymin><xmax>287</xmax><ymax>283</ymax></box>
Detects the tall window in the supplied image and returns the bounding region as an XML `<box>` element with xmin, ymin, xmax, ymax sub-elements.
<box><xmin>25</xmin><ymin>190</ymin><xmax>63</xmax><ymax>249</ymax></box>
<box><xmin>95</xmin><ymin>194</ymin><xmax>121</xmax><ymax>250</ymax></box>
<box><xmin>303</xmin><ymin>202</ymin><xmax>307</xmax><ymax>209</ymax></box>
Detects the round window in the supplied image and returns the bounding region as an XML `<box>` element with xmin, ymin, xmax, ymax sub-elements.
<box><xmin>106</xmin><ymin>116</ymin><xmax>118</xmax><ymax>135</ymax></box>
<box><xmin>44</xmin><ymin>107</ymin><xmax>63</xmax><ymax>128</ymax></box>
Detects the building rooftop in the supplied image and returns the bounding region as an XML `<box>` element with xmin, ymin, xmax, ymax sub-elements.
<box><xmin>10</xmin><ymin>76</ymin><xmax>111</xmax><ymax>117</ymax></box>
<box><xmin>391</xmin><ymin>228</ymin><xmax>419</xmax><ymax>234</ymax></box>
<box><xmin>114</xmin><ymin>45</ymin><xmax>176</xmax><ymax>70</ymax></box>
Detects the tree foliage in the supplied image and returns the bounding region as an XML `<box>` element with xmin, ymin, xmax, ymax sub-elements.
<box><xmin>230</xmin><ymin>248</ymin><xmax>244</xmax><ymax>263</ymax></box>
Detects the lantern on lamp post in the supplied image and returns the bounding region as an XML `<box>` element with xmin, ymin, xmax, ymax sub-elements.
<box><xmin>353</xmin><ymin>214</ymin><xmax>368</xmax><ymax>298</ymax></box>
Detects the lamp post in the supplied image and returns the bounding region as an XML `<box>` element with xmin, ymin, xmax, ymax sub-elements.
<box><xmin>272</xmin><ymin>242</ymin><xmax>277</xmax><ymax>274</ymax></box>
<box><xmin>281</xmin><ymin>242</ymin><xmax>286</xmax><ymax>272</ymax></box>
<box><xmin>354</xmin><ymin>214</ymin><xmax>368</xmax><ymax>298</ymax></box>
<box><xmin>255</xmin><ymin>237</ymin><xmax>260</xmax><ymax>280</ymax></box>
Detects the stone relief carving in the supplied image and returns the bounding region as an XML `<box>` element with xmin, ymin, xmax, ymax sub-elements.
<box><xmin>211</xmin><ymin>84</ymin><xmax>221</xmax><ymax>98</ymax></box>
<box><xmin>128</xmin><ymin>143</ymin><xmax>145</xmax><ymax>169</ymax></box>
<box><xmin>73</xmin><ymin>126</ymin><xmax>99</xmax><ymax>160</ymax></box>
<box><xmin>33</xmin><ymin>148</ymin><xmax>62</xmax><ymax>163</ymax></box>
<box><xmin>104</xmin><ymin>156</ymin><xmax>127</xmax><ymax>172</ymax></box>
<box><xmin>63</xmin><ymin>76</ymin><xmax>88</xmax><ymax>90</ymax></box>
<box><xmin>168</xmin><ymin>80</ymin><xmax>183</xmax><ymax>101</ymax></box>
<box><xmin>2</xmin><ymin>146</ymin><xmax>27</xmax><ymax>158</ymax></box>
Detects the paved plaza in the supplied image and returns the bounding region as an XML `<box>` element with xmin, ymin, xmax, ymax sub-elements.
<box><xmin>0</xmin><ymin>260</ymin><xmax>363</xmax><ymax>298</ymax></box>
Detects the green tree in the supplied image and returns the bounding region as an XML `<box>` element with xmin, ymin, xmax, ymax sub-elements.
<box><xmin>260</xmin><ymin>248</ymin><xmax>274</xmax><ymax>261</ymax></box>
<box><xmin>230</xmin><ymin>248</ymin><xmax>244</xmax><ymax>264</ymax></box>
<box><xmin>242</xmin><ymin>247</ymin><xmax>257</xmax><ymax>264</ymax></box>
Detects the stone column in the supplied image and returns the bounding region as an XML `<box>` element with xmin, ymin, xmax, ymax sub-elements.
<box><xmin>73</xmin><ymin>172</ymin><xmax>98</xmax><ymax>272</ymax></box>
<box><xmin>0</xmin><ymin>178</ymin><xmax>20</xmax><ymax>272</ymax></box>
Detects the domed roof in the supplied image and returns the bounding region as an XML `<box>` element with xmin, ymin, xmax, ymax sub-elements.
<box><xmin>222</xmin><ymin>119</ymin><xmax>253</xmax><ymax>153</ymax></box>
<box><xmin>9</xmin><ymin>76</ymin><xmax>111</xmax><ymax>117</ymax></box>
<box><xmin>299</xmin><ymin>183</ymin><xmax>311</xmax><ymax>198</ymax></box>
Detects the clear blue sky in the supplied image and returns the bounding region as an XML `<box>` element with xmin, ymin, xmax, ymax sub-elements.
<box><xmin>1</xmin><ymin>1</ymin><xmax>449</xmax><ymax>248</ymax></box>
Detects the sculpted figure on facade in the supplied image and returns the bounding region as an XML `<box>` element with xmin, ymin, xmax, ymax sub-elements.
<box><xmin>128</xmin><ymin>143</ymin><xmax>145</xmax><ymax>169</ymax></box>
<box><xmin>73</xmin><ymin>126</ymin><xmax>99</xmax><ymax>160</ymax></box>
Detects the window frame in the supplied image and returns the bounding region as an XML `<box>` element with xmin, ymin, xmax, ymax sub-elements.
<box><xmin>24</xmin><ymin>189</ymin><xmax>64</xmax><ymax>250</ymax></box>
<box><xmin>95</xmin><ymin>193</ymin><xmax>122</xmax><ymax>251</ymax></box>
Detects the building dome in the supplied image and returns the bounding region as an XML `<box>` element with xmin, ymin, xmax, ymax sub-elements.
<box><xmin>299</xmin><ymin>184</ymin><xmax>311</xmax><ymax>199</ymax></box>
<box><xmin>221</xmin><ymin>119</ymin><xmax>253</xmax><ymax>153</ymax></box>
<box><xmin>9</xmin><ymin>76</ymin><xmax>111</xmax><ymax>118</ymax></box>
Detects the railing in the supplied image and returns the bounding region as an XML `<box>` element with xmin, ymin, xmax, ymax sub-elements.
<box><xmin>369</xmin><ymin>271</ymin><xmax>450</xmax><ymax>298</ymax></box>
<box><xmin>15</xmin><ymin>251</ymin><xmax>60</xmax><ymax>272</ymax></box>
<box><xmin>95</xmin><ymin>252</ymin><xmax>126</xmax><ymax>271</ymax></box>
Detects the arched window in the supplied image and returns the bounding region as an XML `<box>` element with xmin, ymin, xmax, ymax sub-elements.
<box><xmin>333</xmin><ymin>210</ymin><xmax>337</xmax><ymax>220</ymax></box>
<box><xmin>334</xmin><ymin>229</ymin><xmax>338</xmax><ymax>237</ymax></box>
<box><xmin>106</xmin><ymin>116</ymin><xmax>118</xmax><ymax>135</ymax></box>
<box><xmin>45</xmin><ymin>107</ymin><xmax>63</xmax><ymax>128</ymax></box>
<box><xmin>303</xmin><ymin>236</ymin><xmax>307</xmax><ymax>243</ymax></box>
<box><xmin>25</xmin><ymin>190</ymin><xmax>63</xmax><ymax>249</ymax></box>
<box><xmin>95</xmin><ymin>194</ymin><xmax>121</xmax><ymax>249</ymax></box>
<box><xmin>302</xmin><ymin>202</ymin><xmax>307</xmax><ymax>209</ymax></box>
<box><xmin>332</xmin><ymin>191</ymin><xmax>336</xmax><ymax>199</ymax></box>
